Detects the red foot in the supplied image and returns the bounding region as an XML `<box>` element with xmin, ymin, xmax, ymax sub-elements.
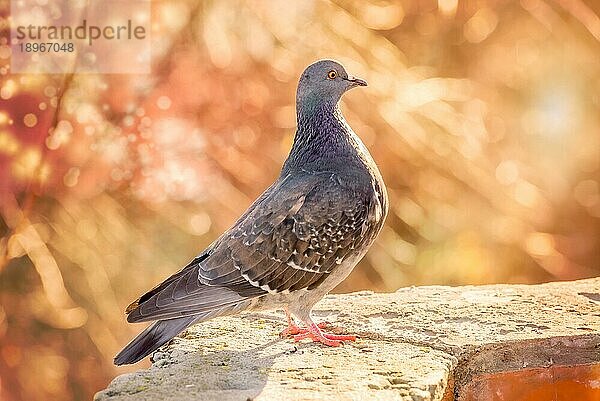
<box><xmin>292</xmin><ymin>323</ymin><xmax>357</xmax><ymax>347</ymax></box>
<box><xmin>279</xmin><ymin>321</ymin><xmax>330</xmax><ymax>338</ymax></box>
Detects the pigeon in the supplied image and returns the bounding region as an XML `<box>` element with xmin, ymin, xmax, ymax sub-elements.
<box><xmin>114</xmin><ymin>59</ymin><xmax>388</xmax><ymax>365</ymax></box>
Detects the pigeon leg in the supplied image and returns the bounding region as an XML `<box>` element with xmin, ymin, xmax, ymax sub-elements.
<box><xmin>292</xmin><ymin>318</ymin><xmax>357</xmax><ymax>346</ymax></box>
<box><xmin>279</xmin><ymin>308</ymin><xmax>303</xmax><ymax>337</ymax></box>
<box><xmin>279</xmin><ymin>309</ymin><xmax>330</xmax><ymax>338</ymax></box>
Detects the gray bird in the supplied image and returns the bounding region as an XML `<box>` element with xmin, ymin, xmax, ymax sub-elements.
<box><xmin>114</xmin><ymin>59</ymin><xmax>388</xmax><ymax>365</ymax></box>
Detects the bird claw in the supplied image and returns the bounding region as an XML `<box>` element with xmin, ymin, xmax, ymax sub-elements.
<box><xmin>279</xmin><ymin>325</ymin><xmax>301</xmax><ymax>338</ymax></box>
<box><xmin>288</xmin><ymin>322</ymin><xmax>357</xmax><ymax>347</ymax></box>
<box><xmin>293</xmin><ymin>330</ymin><xmax>357</xmax><ymax>347</ymax></box>
<box><xmin>279</xmin><ymin>310</ymin><xmax>352</xmax><ymax>346</ymax></box>
<box><xmin>279</xmin><ymin>321</ymin><xmax>330</xmax><ymax>338</ymax></box>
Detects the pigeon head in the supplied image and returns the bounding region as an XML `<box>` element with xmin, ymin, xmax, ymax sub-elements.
<box><xmin>296</xmin><ymin>59</ymin><xmax>367</xmax><ymax>108</ymax></box>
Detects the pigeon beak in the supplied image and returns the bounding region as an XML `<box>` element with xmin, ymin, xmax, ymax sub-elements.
<box><xmin>345</xmin><ymin>76</ymin><xmax>368</xmax><ymax>87</ymax></box>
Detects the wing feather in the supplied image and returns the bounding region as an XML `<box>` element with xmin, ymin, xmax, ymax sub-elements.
<box><xmin>125</xmin><ymin>169</ymin><xmax>380</xmax><ymax>322</ymax></box>
<box><xmin>208</xmin><ymin>170</ymin><xmax>375</xmax><ymax>294</ymax></box>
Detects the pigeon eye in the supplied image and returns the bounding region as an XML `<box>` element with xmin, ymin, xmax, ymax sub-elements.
<box><xmin>327</xmin><ymin>70</ymin><xmax>337</xmax><ymax>79</ymax></box>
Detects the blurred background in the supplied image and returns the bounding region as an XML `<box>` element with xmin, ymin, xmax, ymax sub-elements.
<box><xmin>0</xmin><ymin>0</ymin><xmax>599</xmax><ymax>400</ymax></box>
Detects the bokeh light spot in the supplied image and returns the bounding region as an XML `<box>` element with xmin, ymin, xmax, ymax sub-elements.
<box><xmin>464</xmin><ymin>8</ymin><xmax>498</xmax><ymax>43</ymax></box>
<box><xmin>438</xmin><ymin>0</ymin><xmax>458</xmax><ymax>17</ymax></box>
<box><xmin>574</xmin><ymin>180</ymin><xmax>599</xmax><ymax>208</ymax></box>
<box><xmin>496</xmin><ymin>160</ymin><xmax>519</xmax><ymax>185</ymax></box>
<box><xmin>157</xmin><ymin>95</ymin><xmax>172</xmax><ymax>110</ymax></box>
<box><xmin>23</xmin><ymin>113</ymin><xmax>38</xmax><ymax>128</ymax></box>
<box><xmin>44</xmin><ymin>85</ymin><xmax>57</xmax><ymax>97</ymax></box>
<box><xmin>0</xmin><ymin>131</ymin><xmax>20</xmax><ymax>155</ymax></box>
<box><xmin>190</xmin><ymin>213</ymin><xmax>212</xmax><ymax>235</ymax></box>
<box><xmin>12</xmin><ymin>147</ymin><xmax>41</xmax><ymax>180</ymax></box>
<box><xmin>1</xmin><ymin>80</ymin><xmax>16</xmax><ymax>99</ymax></box>
<box><xmin>46</xmin><ymin>120</ymin><xmax>73</xmax><ymax>150</ymax></box>
<box><xmin>63</xmin><ymin>167</ymin><xmax>80</xmax><ymax>187</ymax></box>
<box><xmin>525</xmin><ymin>232</ymin><xmax>555</xmax><ymax>257</ymax></box>
<box><xmin>360</xmin><ymin>2</ymin><xmax>404</xmax><ymax>30</ymax></box>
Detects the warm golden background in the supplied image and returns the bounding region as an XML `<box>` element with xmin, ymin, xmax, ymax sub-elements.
<box><xmin>1</xmin><ymin>0</ymin><xmax>599</xmax><ymax>400</ymax></box>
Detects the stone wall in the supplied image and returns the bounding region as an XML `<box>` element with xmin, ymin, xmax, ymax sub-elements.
<box><xmin>95</xmin><ymin>278</ymin><xmax>600</xmax><ymax>401</ymax></box>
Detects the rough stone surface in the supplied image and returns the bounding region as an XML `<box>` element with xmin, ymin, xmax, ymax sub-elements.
<box><xmin>95</xmin><ymin>278</ymin><xmax>600</xmax><ymax>401</ymax></box>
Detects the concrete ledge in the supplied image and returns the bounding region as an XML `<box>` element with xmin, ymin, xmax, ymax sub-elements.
<box><xmin>95</xmin><ymin>278</ymin><xmax>600</xmax><ymax>401</ymax></box>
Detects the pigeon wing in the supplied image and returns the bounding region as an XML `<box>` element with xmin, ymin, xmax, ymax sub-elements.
<box><xmin>202</xmin><ymin>171</ymin><xmax>375</xmax><ymax>294</ymax></box>
<box><xmin>125</xmin><ymin>171</ymin><xmax>375</xmax><ymax>322</ymax></box>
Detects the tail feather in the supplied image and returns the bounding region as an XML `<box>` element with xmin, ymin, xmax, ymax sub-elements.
<box><xmin>114</xmin><ymin>316</ymin><xmax>197</xmax><ymax>365</ymax></box>
<box><xmin>114</xmin><ymin>302</ymin><xmax>252</xmax><ymax>365</ymax></box>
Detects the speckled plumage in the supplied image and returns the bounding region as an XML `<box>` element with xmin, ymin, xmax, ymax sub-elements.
<box><xmin>115</xmin><ymin>60</ymin><xmax>388</xmax><ymax>365</ymax></box>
